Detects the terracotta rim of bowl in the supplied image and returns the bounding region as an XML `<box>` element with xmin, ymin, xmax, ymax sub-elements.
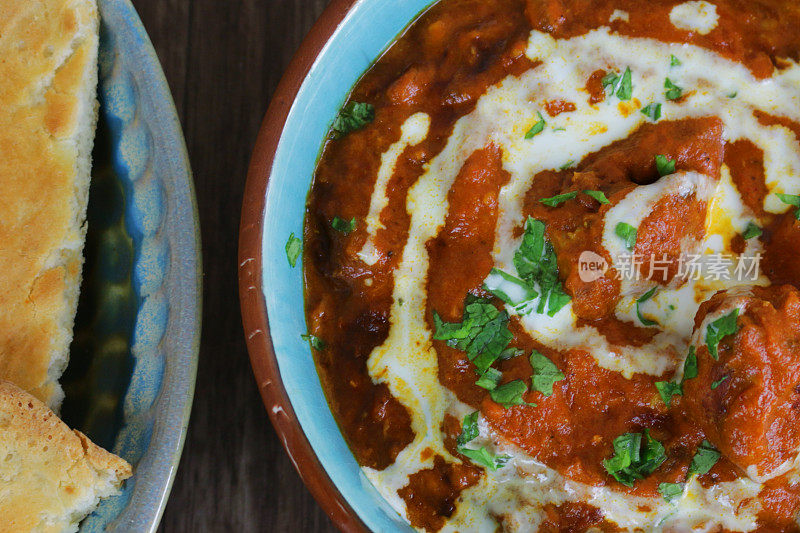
<box><xmin>238</xmin><ymin>0</ymin><xmax>370</xmax><ymax>531</ymax></box>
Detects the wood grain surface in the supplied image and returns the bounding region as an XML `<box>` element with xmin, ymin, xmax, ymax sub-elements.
<box><xmin>131</xmin><ymin>0</ymin><xmax>338</xmax><ymax>530</ymax></box>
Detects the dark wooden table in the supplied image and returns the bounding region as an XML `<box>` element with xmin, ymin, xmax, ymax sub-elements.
<box><xmin>131</xmin><ymin>1</ymin><xmax>338</xmax><ymax>530</ymax></box>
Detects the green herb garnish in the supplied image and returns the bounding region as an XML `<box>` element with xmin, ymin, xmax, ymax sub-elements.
<box><xmin>490</xmin><ymin>379</ymin><xmax>535</xmax><ymax>408</ymax></box>
<box><xmin>602</xmin><ymin>67</ymin><xmax>633</xmax><ymax>100</ymax></box>
<box><xmin>687</xmin><ymin>440</ymin><xmax>721</xmax><ymax>476</ymax></box>
<box><xmin>658</xmin><ymin>482</ymin><xmax>685</xmax><ymax>503</ymax></box>
<box><xmin>616</xmin><ymin>67</ymin><xmax>633</xmax><ymax>100</ymax></box>
<box><xmin>636</xmin><ymin>287</ymin><xmax>659</xmax><ymax>327</ymax></box>
<box><xmin>540</xmin><ymin>191</ymin><xmax>578</xmax><ymax>207</ymax></box>
<box><xmin>513</xmin><ymin>218</ymin><xmax>571</xmax><ymax>316</ymax></box>
<box><xmin>559</xmin><ymin>160</ymin><xmax>575</xmax><ymax>170</ymax></box>
<box><xmin>433</xmin><ymin>296</ymin><xmax>514</xmax><ymax>375</ymax></box>
<box><xmin>683</xmin><ymin>346</ymin><xmax>698</xmax><ymax>380</ymax></box>
<box><xmin>655</xmin><ymin>154</ymin><xmax>676</xmax><ymax>176</ymax></box>
<box><xmin>476</xmin><ymin>368</ymin><xmax>502</xmax><ymax>390</ymax></box>
<box><xmin>655</xmin><ymin>381</ymin><xmax>682</xmax><ymax>407</ymax></box>
<box><xmin>615</xmin><ymin>222</ymin><xmax>638</xmax><ymax>251</ymax></box>
<box><xmin>483</xmin><ymin>268</ymin><xmax>538</xmax><ymax>306</ymax></box>
<box><xmin>602</xmin><ymin>71</ymin><xmax>620</xmax><ymax>90</ymax></box>
<box><xmin>459</xmin><ymin>446</ymin><xmax>511</xmax><ymax>470</ymax></box>
<box><xmin>776</xmin><ymin>193</ymin><xmax>800</xmax><ymax>220</ymax></box>
<box><xmin>457</xmin><ymin>411</ymin><xmax>480</xmax><ymax>446</ymax></box>
<box><xmin>706</xmin><ymin>309</ymin><xmax>739</xmax><ymax>360</ymax></box>
<box><xmin>656</xmin><ymin>346</ymin><xmax>696</xmax><ymax>407</ymax></box>
<box><xmin>743</xmin><ymin>222</ymin><xmax>762</xmax><ymax>240</ymax></box>
<box><xmin>331</xmin><ymin>216</ymin><xmax>356</xmax><ymax>234</ymax></box>
<box><xmin>301</xmin><ymin>333</ymin><xmax>326</xmax><ymax>351</ymax></box>
<box><xmin>525</xmin><ymin>112</ymin><xmax>546</xmax><ymax>139</ymax></box>
<box><xmin>583</xmin><ymin>190</ymin><xmax>611</xmax><ymax>204</ymax></box>
<box><xmin>711</xmin><ymin>375</ymin><xmax>729</xmax><ymax>390</ymax></box>
<box><xmin>285</xmin><ymin>233</ymin><xmax>302</xmax><ymax>267</ymax></box>
<box><xmin>499</xmin><ymin>347</ymin><xmax>524</xmax><ymax>360</ymax></box>
<box><xmin>670</xmin><ymin>55</ymin><xmax>682</xmax><ymax>67</ymax></box>
<box><xmin>664</xmin><ymin>78</ymin><xmax>683</xmax><ymax>100</ymax></box>
<box><xmin>332</xmin><ymin>101</ymin><xmax>374</xmax><ymax>137</ymax></box>
<box><xmin>529</xmin><ymin>350</ymin><xmax>565</xmax><ymax>396</ymax></box>
<box><xmin>603</xmin><ymin>430</ymin><xmax>667</xmax><ymax>487</ymax></box>
<box><xmin>641</xmin><ymin>102</ymin><xmax>662</xmax><ymax>122</ymax></box>
<box><xmin>456</xmin><ymin>411</ymin><xmax>511</xmax><ymax>470</ymax></box>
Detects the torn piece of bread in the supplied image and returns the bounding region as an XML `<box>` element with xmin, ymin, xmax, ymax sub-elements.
<box><xmin>0</xmin><ymin>380</ymin><xmax>132</xmax><ymax>533</ymax></box>
<box><xmin>0</xmin><ymin>0</ymin><xmax>99</xmax><ymax>407</ymax></box>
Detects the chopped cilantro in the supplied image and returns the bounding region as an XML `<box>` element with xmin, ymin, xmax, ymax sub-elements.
<box><xmin>602</xmin><ymin>67</ymin><xmax>633</xmax><ymax>100</ymax></box>
<box><xmin>776</xmin><ymin>193</ymin><xmax>800</xmax><ymax>220</ymax></box>
<box><xmin>583</xmin><ymin>190</ymin><xmax>611</xmax><ymax>205</ymax></box>
<box><xmin>547</xmin><ymin>290</ymin><xmax>571</xmax><ymax>316</ymax></box>
<box><xmin>688</xmin><ymin>440</ymin><xmax>720</xmax><ymax>476</ymax></box>
<box><xmin>457</xmin><ymin>411</ymin><xmax>480</xmax><ymax>446</ymax></box>
<box><xmin>459</xmin><ymin>446</ymin><xmax>511</xmax><ymax>471</ymax></box>
<box><xmin>641</xmin><ymin>102</ymin><xmax>662</xmax><ymax>122</ymax></box>
<box><xmin>658</xmin><ymin>482</ymin><xmax>685</xmax><ymax>503</ymax></box>
<box><xmin>670</xmin><ymin>55</ymin><xmax>682</xmax><ymax>67</ymax></box>
<box><xmin>456</xmin><ymin>411</ymin><xmax>511</xmax><ymax>470</ymax></box>
<box><xmin>615</xmin><ymin>222</ymin><xmax>638</xmax><ymax>251</ymax></box>
<box><xmin>727</xmin><ymin>91</ymin><xmax>738</xmax><ymax>98</ymax></box>
<box><xmin>529</xmin><ymin>350</ymin><xmax>565</xmax><ymax>396</ymax></box>
<box><xmin>603</xmin><ymin>430</ymin><xmax>667</xmax><ymax>487</ymax></box>
<box><xmin>655</xmin><ymin>154</ymin><xmax>676</xmax><ymax>176</ymax></box>
<box><xmin>553</xmin><ymin>127</ymin><xmax>566</xmax><ymax>132</ymax></box>
<box><xmin>636</xmin><ymin>287</ymin><xmax>659</xmax><ymax>327</ymax></box>
<box><xmin>331</xmin><ymin>216</ymin><xmax>356</xmax><ymax>234</ymax></box>
<box><xmin>499</xmin><ymin>347</ymin><xmax>524</xmax><ymax>360</ymax></box>
<box><xmin>285</xmin><ymin>233</ymin><xmax>302</xmax><ymax>267</ymax></box>
<box><xmin>476</xmin><ymin>368</ymin><xmax>503</xmax><ymax>391</ymax></box>
<box><xmin>525</xmin><ymin>111</ymin><xmax>546</xmax><ymax>139</ymax></box>
<box><xmin>540</xmin><ymin>191</ymin><xmax>578</xmax><ymax>207</ymax></box>
<box><xmin>616</xmin><ymin>67</ymin><xmax>633</xmax><ymax>100</ymax></box>
<box><xmin>513</xmin><ymin>218</ymin><xmax>571</xmax><ymax>317</ymax></box>
<box><xmin>301</xmin><ymin>333</ymin><xmax>326</xmax><ymax>351</ymax></box>
<box><xmin>742</xmin><ymin>222</ymin><xmax>762</xmax><ymax>240</ymax></box>
<box><xmin>490</xmin><ymin>379</ymin><xmax>535</xmax><ymax>408</ymax></box>
<box><xmin>706</xmin><ymin>309</ymin><xmax>739</xmax><ymax>360</ymax></box>
<box><xmin>483</xmin><ymin>268</ymin><xmax>538</xmax><ymax>306</ymax></box>
<box><xmin>711</xmin><ymin>375</ymin><xmax>729</xmax><ymax>390</ymax></box>
<box><xmin>433</xmin><ymin>296</ymin><xmax>514</xmax><ymax>375</ymax></box>
<box><xmin>683</xmin><ymin>346</ymin><xmax>698</xmax><ymax>380</ymax></box>
<box><xmin>656</xmin><ymin>381</ymin><xmax>682</xmax><ymax>407</ymax></box>
<box><xmin>559</xmin><ymin>160</ymin><xmax>575</xmax><ymax>170</ymax></box>
<box><xmin>602</xmin><ymin>71</ymin><xmax>619</xmax><ymax>90</ymax></box>
<box><xmin>656</xmin><ymin>346</ymin><xmax>696</xmax><ymax>407</ymax></box>
<box><xmin>332</xmin><ymin>101</ymin><xmax>374</xmax><ymax>137</ymax></box>
<box><xmin>664</xmin><ymin>78</ymin><xmax>683</xmax><ymax>100</ymax></box>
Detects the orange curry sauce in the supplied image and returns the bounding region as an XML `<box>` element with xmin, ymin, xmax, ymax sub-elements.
<box><xmin>303</xmin><ymin>0</ymin><xmax>800</xmax><ymax>530</ymax></box>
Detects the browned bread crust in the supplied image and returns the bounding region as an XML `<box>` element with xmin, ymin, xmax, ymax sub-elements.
<box><xmin>0</xmin><ymin>0</ymin><xmax>100</xmax><ymax>407</ymax></box>
<box><xmin>0</xmin><ymin>380</ymin><xmax>132</xmax><ymax>532</ymax></box>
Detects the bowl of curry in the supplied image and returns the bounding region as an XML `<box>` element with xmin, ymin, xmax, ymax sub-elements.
<box><xmin>240</xmin><ymin>0</ymin><xmax>800</xmax><ymax>531</ymax></box>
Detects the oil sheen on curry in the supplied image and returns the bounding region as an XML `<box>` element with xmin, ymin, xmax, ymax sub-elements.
<box><xmin>301</xmin><ymin>0</ymin><xmax>800</xmax><ymax>530</ymax></box>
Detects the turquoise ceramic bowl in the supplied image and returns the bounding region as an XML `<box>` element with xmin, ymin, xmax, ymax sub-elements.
<box><xmin>241</xmin><ymin>0</ymin><xmax>434</xmax><ymax>531</ymax></box>
<box><xmin>60</xmin><ymin>0</ymin><xmax>201</xmax><ymax>530</ymax></box>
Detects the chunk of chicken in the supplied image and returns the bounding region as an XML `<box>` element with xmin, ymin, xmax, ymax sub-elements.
<box><xmin>682</xmin><ymin>285</ymin><xmax>800</xmax><ymax>481</ymax></box>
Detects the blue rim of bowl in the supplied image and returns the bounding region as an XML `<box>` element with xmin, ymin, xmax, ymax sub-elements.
<box><xmin>79</xmin><ymin>0</ymin><xmax>202</xmax><ymax>531</ymax></box>
<box><xmin>240</xmin><ymin>0</ymin><xmax>439</xmax><ymax>531</ymax></box>
<box><xmin>239</xmin><ymin>0</ymin><xmax>366</xmax><ymax>529</ymax></box>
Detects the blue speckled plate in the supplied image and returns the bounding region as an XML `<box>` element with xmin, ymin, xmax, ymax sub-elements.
<box><xmin>58</xmin><ymin>0</ymin><xmax>201</xmax><ymax>531</ymax></box>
